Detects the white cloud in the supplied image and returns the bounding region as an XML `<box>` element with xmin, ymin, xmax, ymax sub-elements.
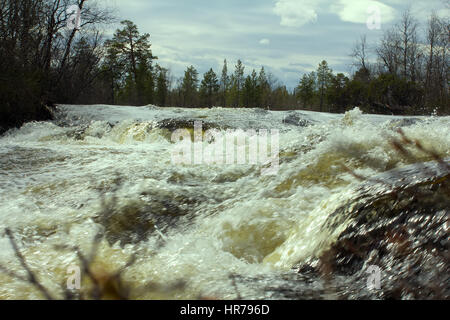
<box><xmin>331</xmin><ymin>0</ymin><xmax>397</xmax><ymax>24</ymax></box>
<box><xmin>273</xmin><ymin>0</ymin><xmax>320</xmax><ymax>27</ymax></box>
<box><xmin>259</xmin><ymin>38</ymin><xmax>270</xmax><ymax>45</ymax></box>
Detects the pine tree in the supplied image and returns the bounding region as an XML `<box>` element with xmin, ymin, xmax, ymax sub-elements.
<box><xmin>200</xmin><ymin>68</ymin><xmax>220</xmax><ymax>108</ymax></box>
<box><xmin>243</xmin><ymin>69</ymin><xmax>258</xmax><ymax>108</ymax></box>
<box><xmin>317</xmin><ymin>60</ymin><xmax>333</xmax><ymax>112</ymax></box>
<box><xmin>326</xmin><ymin>73</ymin><xmax>350</xmax><ymax>113</ymax></box>
<box><xmin>257</xmin><ymin>67</ymin><xmax>270</xmax><ymax>108</ymax></box>
<box><xmin>230</xmin><ymin>60</ymin><xmax>245</xmax><ymax>107</ymax></box>
<box><xmin>297</xmin><ymin>72</ymin><xmax>316</xmax><ymax>109</ymax></box>
<box><xmin>156</xmin><ymin>65</ymin><xmax>169</xmax><ymax>107</ymax></box>
<box><xmin>219</xmin><ymin>59</ymin><xmax>229</xmax><ymax>107</ymax></box>
<box><xmin>136</xmin><ymin>59</ymin><xmax>155</xmax><ymax>105</ymax></box>
<box><xmin>104</xmin><ymin>20</ymin><xmax>157</xmax><ymax>105</ymax></box>
<box><xmin>181</xmin><ymin>65</ymin><xmax>199</xmax><ymax>107</ymax></box>
<box><xmin>103</xmin><ymin>41</ymin><xmax>125</xmax><ymax>104</ymax></box>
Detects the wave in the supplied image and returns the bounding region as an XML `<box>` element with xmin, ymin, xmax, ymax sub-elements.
<box><xmin>0</xmin><ymin>105</ymin><xmax>449</xmax><ymax>299</ymax></box>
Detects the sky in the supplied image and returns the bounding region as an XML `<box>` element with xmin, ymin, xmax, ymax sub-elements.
<box><xmin>102</xmin><ymin>0</ymin><xmax>449</xmax><ymax>90</ymax></box>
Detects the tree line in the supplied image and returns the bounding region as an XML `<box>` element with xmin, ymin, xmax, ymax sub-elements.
<box><xmin>0</xmin><ymin>0</ymin><xmax>113</xmax><ymax>132</ymax></box>
<box><xmin>1</xmin><ymin>1</ymin><xmax>448</xmax><ymax>133</ymax></box>
<box><xmin>162</xmin><ymin>60</ymin><xmax>295</xmax><ymax>109</ymax></box>
<box><xmin>298</xmin><ymin>9</ymin><xmax>449</xmax><ymax>116</ymax></box>
<box><xmin>166</xmin><ymin>9</ymin><xmax>448</xmax><ymax>115</ymax></box>
<box><xmin>99</xmin><ymin>26</ymin><xmax>295</xmax><ymax>109</ymax></box>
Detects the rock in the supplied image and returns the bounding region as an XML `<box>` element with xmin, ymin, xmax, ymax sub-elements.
<box><xmin>253</xmin><ymin>108</ymin><xmax>269</xmax><ymax>115</ymax></box>
<box><xmin>387</xmin><ymin>118</ymin><xmax>421</xmax><ymax>129</ymax></box>
<box><xmin>156</xmin><ymin>118</ymin><xmax>230</xmax><ymax>132</ymax></box>
<box><xmin>297</xmin><ymin>160</ymin><xmax>450</xmax><ymax>299</ymax></box>
<box><xmin>94</xmin><ymin>188</ymin><xmax>210</xmax><ymax>246</ymax></box>
<box><xmin>282</xmin><ymin>113</ymin><xmax>311</xmax><ymax>127</ymax></box>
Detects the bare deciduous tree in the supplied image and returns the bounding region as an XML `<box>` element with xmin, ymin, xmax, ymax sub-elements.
<box><xmin>351</xmin><ymin>35</ymin><xmax>370</xmax><ymax>73</ymax></box>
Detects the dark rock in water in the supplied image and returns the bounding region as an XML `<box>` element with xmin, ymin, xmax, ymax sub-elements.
<box><xmin>282</xmin><ymin>113</ymin><xmax>311</xmax><ymax>127</ymax></box>
<box><xmin>0</xmin><ymin>126</ymin><xmax>5</xmax><ymax>136</ymax></box>
<box><xmin>65</xmin><ymin>127</ymin><xmax>88</xmax><ymax>140</ymax></box>
<box><xmin>94</xmin><ymin>199</ymin><xmax>179</xmax><ymax>246</ymax></box>
<box><xmin>296</xmin><ymin>160</ymin><xmax>450</xmax><ymax>299</ymax></box>
<box><xmin>253</xmin><ymin>108</ymin><xmax>269</xmax><ymax>115</ymax></box>
<box><xmin>156</xmin><ymin>118</ymin><xmax>230</xmax><ymax>132</ymax></box>
<box><xmin>388</xmin><ymin>118</ymin><xmax>421</xmax><ymax>129</ymax></box>
<box><xmin>64</xmin><ymin>122</ymin><xmax>115</xmax><ymax>140</ymax></box>
<box><xmin>94</xmin><ymin>188</ymin><xmax>210</xmax><ymax>246</ymax></box>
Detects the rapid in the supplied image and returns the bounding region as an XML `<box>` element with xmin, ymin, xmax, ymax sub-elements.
<box><xmin>0</xmin><ymin>105</ymin><xmax>448</xmax><ymax>299</ymax></box>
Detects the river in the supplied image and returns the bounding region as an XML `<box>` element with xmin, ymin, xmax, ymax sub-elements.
<box><xmin>0</xmin><ymin>105</ymin><xmax>448</xmax><ymax>299</ymax></box>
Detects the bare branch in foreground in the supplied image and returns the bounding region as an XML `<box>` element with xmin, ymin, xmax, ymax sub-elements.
<box><xmin>4</xmin><ymin>228</ymin><xmax>54</xmax><ymax>300</ymax></box>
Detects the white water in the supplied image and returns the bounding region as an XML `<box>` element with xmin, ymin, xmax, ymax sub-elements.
<box><xmin>0</xmin><ymin>105</ymin><xmax>449</xmax><ymax>299</ymax></box>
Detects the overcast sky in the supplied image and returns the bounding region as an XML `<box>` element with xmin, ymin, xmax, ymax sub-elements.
<box><xmin>103</xmin><ymin>0</ymin><xmax>449</xmax><ymax>89</ymax></box>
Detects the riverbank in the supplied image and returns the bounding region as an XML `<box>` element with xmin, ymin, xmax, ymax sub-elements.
<box><xmin>0</xmin><ymin>102</ymin><xmax>54</xmax><ymax>135</ymax></box>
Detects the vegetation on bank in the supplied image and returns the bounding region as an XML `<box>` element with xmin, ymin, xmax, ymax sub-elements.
<box><xmin>0</xmin><ymin>1</ymin><xmax>449</xmax><ymax>134</ymax></box>
<box><xmin>0</xmin><ymin>0</ymin><xmax>113</xmax><ymax>133</ymax></box>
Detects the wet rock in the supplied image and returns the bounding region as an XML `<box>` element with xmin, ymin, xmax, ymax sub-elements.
<box><xmin>156</xmin><ymin>118</ymin><xmax>230</xmax><ymax>132</ymax></box>
<box><xmin>64</xmin><ymin>122</ymin><xmax>116</xmax><ymax>140</ymax></box>
<box><xmin>296</xmin><ymin>160</ymin><xmax>450</xmax><ymax>299</ymax></box>
<box><xmin>387</xmin><ymin>118</ymin><xmax>421</xmax><ymax>129</ymax></box>
<box><xmin>282</xmin><ymin>113</ymin><xmax>311</xmax><ymax>127</ymax></box>
<box><xmin>253</xmin><ymin>108</ymin><xmax>269</xmax><ymax>115</ymax></box>
<box><xmin>94</xmin><ymin>189</ymin><xmax>210</xmax><ymax>246</ymax></box>
<box><xmin>65</xmin><ymin>127</ymin><xmax>88</xmax><ymax>140</ymax></box>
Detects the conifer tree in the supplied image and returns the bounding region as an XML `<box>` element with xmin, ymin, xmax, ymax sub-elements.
<box><xmin>230</xmin><ymin>60</ymin><xmax>245</xmax><ymax>107</ymax></box>
<box><xmin>326</xmin><ymin>73</ymin><xmax>350</xmax><ymax>113</ymax></box>
<box><xmin>257</xmin><ymin>67</ymin><xmax>270</xmax><ymax>108</ymax></box>
<box><xmin>297</xmin><ymin>72</ymin><xmax>317</xmax><ymax>109</ymax></box>
<box><xmin>200</xmin><ymin>68</ymin><xmax>220</xmax><ymax>108</ymax></box>
<box><xmin>243</xmin><ymin>69</ymin><xmax>258</xmax><ymax>108</ymax></box>
<box><xmin>104</xmin><ymin>20</ymin><xmax>156</xmax><ymax>105</ymax></box>
<box><xmin>317</xmin><ymin>60</ymin><xmax>333</xmax><ymax>112</ymax></box>
<box><xmin>220</xmin><ymin>59</ymin><xmax>229</xmax><ymax>107</ymax></box>
<box><xmin>181</xmin><ymin>65</ymin><xmax>199</xmax><ymax>107</ymax></box>
<box><xmin>156</xmin><ymin>65</ymin><xmax>169</xmax><ymax>107</ymax></box>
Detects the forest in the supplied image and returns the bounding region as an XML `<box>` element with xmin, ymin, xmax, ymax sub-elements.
<box><xmin>0</xmin><ymin>0</ymin><xmax>449</xmax><ymax>133</ymax></box>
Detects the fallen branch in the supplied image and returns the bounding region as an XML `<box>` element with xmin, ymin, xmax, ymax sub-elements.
<box><xmin>4</xmin><ymin>228</ymin><xmax>54</xmax><ymax>300</ymax></box>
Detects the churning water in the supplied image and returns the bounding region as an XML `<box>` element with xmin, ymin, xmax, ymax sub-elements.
<box><xmin>0</xmin><ymin>105</ymin><xmax>449</xmax><ymax>299</ymax></box>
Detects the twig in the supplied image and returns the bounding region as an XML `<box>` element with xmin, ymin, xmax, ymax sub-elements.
<box><xmin>229</xmin><ymin>273</ymin><xmax>242</xmax><ymax>300</ymax></box>
<box><xmin>4</xmin><ymin>228</ymin><xmax>54</xmax><ymax>300</ymax></box>
<box><xmin>397</xmin><ymin>128</ymin><xmax>450</xmax><ymax>172</ymax></box>
<box><xmin>74</xmin><ymin>246</ymin><xmax>102</xmax><ymax>300</ymax></box>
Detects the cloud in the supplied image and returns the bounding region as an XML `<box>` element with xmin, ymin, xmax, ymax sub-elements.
<box><xmin>273</xmin><ymin>0</ymin><xmax>320</xmax><ymax>27</ymax></box>
<box><xmin>331</xmin><ymin>0</ymin><xmax>397</xmax><ymax>24</ymax></box>
<box><xmin>407</xmin><ymin>0</ymin><xmax>450</xmax><ymax>22</ymax></box>
<box><xmin>113</xmin><ymin>0</ymin><xmax>436</xmax><ymax>89</ymax></box>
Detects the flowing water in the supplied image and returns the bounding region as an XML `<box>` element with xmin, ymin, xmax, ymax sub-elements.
<box><xmin>0</xmin><ymin>105</ymin><xmax>449</xmax><ymax>299</ymax></box>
